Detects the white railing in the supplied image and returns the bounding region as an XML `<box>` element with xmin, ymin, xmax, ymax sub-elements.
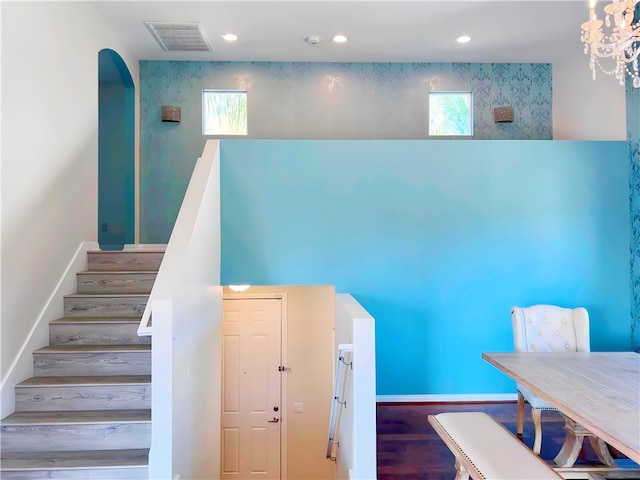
<box><xmin>327</xmin><ymin>344</ymin><xmax>353</xmax><ymax>461</ymax></box>
<box><xmin>333</xmin><ymin>294</ymin><xmax>377</xmax><ymax>480</ymax></box>
<box><xmin>144</xmin><ymin>140</ymin><xmax>223</xmax><ymax>480</ymax></box>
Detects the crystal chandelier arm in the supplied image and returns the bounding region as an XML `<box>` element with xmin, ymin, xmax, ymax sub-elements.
<box><xmin>581</xmin><ymin>0</ymin><xmax>640</xmax><ymax>87</ymax></box>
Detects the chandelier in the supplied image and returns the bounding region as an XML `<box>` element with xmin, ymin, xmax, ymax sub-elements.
<box><xmin>581</xmin><ymin>0</ymin><xmax>640</xmax><ymax>87</ymax></box>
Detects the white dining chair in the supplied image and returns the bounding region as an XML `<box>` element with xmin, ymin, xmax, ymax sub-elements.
<box><xmin>511</xmin><ymin>305</ymin><xmax>591</xmax><ymax>456</ymax></box>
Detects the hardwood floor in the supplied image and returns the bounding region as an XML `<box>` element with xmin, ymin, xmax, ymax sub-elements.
<box><xmin>376</xmin><ymin>401</ymin><xmax>637</xmax><ymax>480</ymax></box>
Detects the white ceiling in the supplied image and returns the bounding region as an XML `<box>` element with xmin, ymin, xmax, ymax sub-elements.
<box><xmin>90</xmin><ymin>1</ymin><xmax>591</xmax><ymax>64</ymax></box>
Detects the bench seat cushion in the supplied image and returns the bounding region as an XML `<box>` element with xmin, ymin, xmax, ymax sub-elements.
<box><xmin>429</xmin><ymin>412</ymin><xmax>562</xmax><ymax>479</ymax></box>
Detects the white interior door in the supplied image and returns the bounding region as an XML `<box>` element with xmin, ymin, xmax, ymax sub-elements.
<box><xmin>221</xmin><ymin>297</ymin><xmax>282</xmax><ymax>479</ymax></box>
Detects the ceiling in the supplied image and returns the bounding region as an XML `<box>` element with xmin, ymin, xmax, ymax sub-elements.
<box><xmin>90</xmin><ymin>1</ymin><xmax>591</xmax><ymax>64</ymax></box>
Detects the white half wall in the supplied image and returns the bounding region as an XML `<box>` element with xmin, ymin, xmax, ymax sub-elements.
<box><xmin>335</xmin><ymin>294</ymin><xmax>377</xmax><ymax>480</ymax></box>
<box><xmin>149</xmin><ymin>141</ymin><xmax>222</xmax><ymax>480</ymax></box>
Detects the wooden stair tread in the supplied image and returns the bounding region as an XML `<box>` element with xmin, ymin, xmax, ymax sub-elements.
<box><xmin>2</xmin><ymin>250</ymin><xmax>156</xmax><ymax>470</ymax></box>
<box><xmin>77</xmin><ymin>270</ymin><xmax>157</xmax><ymax>275</ymax></box>
<box><xmin>17</xmin><ymin>375</ymin><xmax>151</xmax><ymax>387</ymax></box>
<box><xmin>88</xmin><ymin>249</ymin><xmax>165</xmax><ymax>253</ymax></box>
<box><xmin>50</xmin><ymin>317</ymin><xmax>142</xmax><ymax>324</ymax></box>
<box><xmin>35</xmin><ymin>344</ymin><xmax>151</xmax><ymax>353</ymax></box>
<box><xmin>2</xmin><ymin>409</ymin><xmax>151</xmax><ymax>425</ymax></box>
<box><xmin>1</xmin><ymin>449</ymin><xmax>149</xmax><ymax>470</ymax></box>
<box><xmin>64</xmin><ymin>293</ymin><xmax>149</xmax><ymax>298</ymax></box>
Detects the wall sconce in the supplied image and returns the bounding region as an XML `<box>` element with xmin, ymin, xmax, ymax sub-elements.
<box><xmin>493</xmin><ymin>106</ymin><xmax>514</xmax><ymax>123</ymax></box>
<box><xmin>161</xmin><ymin>105</ymin><xmax>181</xmax><ymax>122</ymax></box>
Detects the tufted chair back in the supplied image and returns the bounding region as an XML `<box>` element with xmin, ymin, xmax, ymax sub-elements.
<box><xmin>511</xmin><ymin>304</ymin><xmax>590</xmax><ymax>353</ymax></box>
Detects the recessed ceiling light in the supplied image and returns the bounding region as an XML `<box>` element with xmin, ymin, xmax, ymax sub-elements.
<box><xmin>222</xmin><ymin>33</ymin><xmax>238</xmax><ymax>42</ymax></box>
<box><xmin>457</xmin><ymin>35</ymin><xmax>471</xmax><ymax>44</ymax></box>
<box><xmin>229</xmin><ymin>284</ymin><xmax>250</xmax><ymax>292</ymax></box>
<box><xmin>333</xmin><ymin>35</ymin><xmax>348</xmax><ymax>43</ymax></box>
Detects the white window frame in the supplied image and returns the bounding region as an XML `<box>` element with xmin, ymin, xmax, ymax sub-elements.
<box><xmin>428</xmin><ymin>91</ymin><xmax>474</xmax><ymax>137</ymax></box>
<box><xmin>202</xmin><ymin>89</ymin><xmax>248</xmax><ymax>136</ymax></box>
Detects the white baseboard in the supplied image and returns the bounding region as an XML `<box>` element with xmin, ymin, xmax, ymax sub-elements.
<box><xmin>0</xmin><ymin>242</ymin><xmax>98</xmax><ymax>418</ymax></box>
<box><xmin>376</xmin><ymin>393</ymin><xmax>518</xmax><ymax>403</ymax></box>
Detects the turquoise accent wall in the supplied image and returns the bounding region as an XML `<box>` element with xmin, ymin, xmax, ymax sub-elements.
<box><xmin>219</xmin><ymin>140</ymin><xmax>630</xmax><ymax>395</ymax></box>
<box><xmin>627</xmin><ymin>81</ymin><xmax>640</xmax><ymax>352</ymax></box>
<box><xmin>140</xmin><ymin>61</ymin><xmax>552</xmax><ymax>243</ymax></box>
<box><xmin>98</xmin><ymin>81</ymin><xmax>127</xmax><ymax>249</ymax></box>
<box><xmin>98</xmin><ymin>49</ymin><xmax>135</xmax><ymax>250</ymax></box>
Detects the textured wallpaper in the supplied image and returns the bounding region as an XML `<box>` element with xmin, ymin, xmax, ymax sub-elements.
<box><xmin>627</xmin><ymin>81</ymin><xmax>640</xmax><ymax>352</ymax></box>
<box><xmin>140</xmin><ymin>61</ymin><xmax>551</xmax><ymax>141</ymax></box>
<box><xmin>139</xmin><ymin>61</ymin><xmax>552</xmax><ymax>243</ymax></box>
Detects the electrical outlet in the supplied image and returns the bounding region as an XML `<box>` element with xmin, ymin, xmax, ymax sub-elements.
<box><xmin>293</xmin><ymin>403</ymin><xmax>303</xmax><ymax>413</ymax></box>
<box><xmin>101</xmin><ymin>222</ymin><xmax>108</xmax><ymax>232</ymax></box>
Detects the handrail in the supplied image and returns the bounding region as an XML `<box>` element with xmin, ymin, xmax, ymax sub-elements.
<box><xmin>137</xmin><ymin>139</ymin><xmax>220</xmax><ymax>336</ymax></box>
<box><xmin>327</xmin><ymin>343</ymin><xmax>353</xmax><ymax>461</ymax></box>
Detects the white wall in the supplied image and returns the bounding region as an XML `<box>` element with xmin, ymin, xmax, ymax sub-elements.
<box><xmin>1</xmin><ymin>1</ymin><xmax>139</xmax><ymax>399</ymax></box>
<box><xmin>552</xmin><ymin>33</ymin><xmax>626</xmax><ymax>140</ymax></box>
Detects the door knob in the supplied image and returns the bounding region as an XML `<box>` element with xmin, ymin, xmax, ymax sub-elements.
<box><xmin>268</xmin><ymin>417</ymin><xmax>280</xmax><ymax>423</ymax></box>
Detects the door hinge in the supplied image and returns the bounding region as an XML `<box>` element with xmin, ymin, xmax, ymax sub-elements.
<box><xmin>278</xmin><ymin>365</ymin><xmax>291</xmax><ymax>372</ymax></box>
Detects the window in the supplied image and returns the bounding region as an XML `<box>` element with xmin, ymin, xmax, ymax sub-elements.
<box><xmin>202</xmin><ymin>90</ymin><xmax>247</xmax><ymax>135</ymax></box>
<box><xmin>429</xmin><ymin>92</ymin><xmax>473</xmax><ymax>136</ymax></box>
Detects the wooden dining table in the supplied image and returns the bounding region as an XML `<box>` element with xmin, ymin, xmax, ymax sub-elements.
<box><xmin>482</xmin><ymin>351</ymin><xmax>640</xmax><ymax>466</ymax></box>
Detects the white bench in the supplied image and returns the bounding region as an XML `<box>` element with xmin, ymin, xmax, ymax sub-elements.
<box><xmin>428</xmin><ymin>412</ymin><xmax>562</xmax><ymax>480</ymax></box>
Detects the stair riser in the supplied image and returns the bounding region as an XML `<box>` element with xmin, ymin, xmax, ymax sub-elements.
<box><xmin>0</xmin><ymin>467</ymin><xmax>148</xmax><ymax>480</ymax></box>
<box><xmin>76</xmin><ymin>273</ymin><xmax>157</xmax><ymax>294</ymax></box>
<box><xmin>50</xmin><ymin>324</ymin><xmax>150</xmax><ymax>345</ymax></box>
<box><xmin>64</xmin><ymin>297</ymin><xmax>147</xmax><ymax>317</ymax></box>
<box><xmin>33</xmin><ymin>353</ymin><xmax>151</xmax><ymax>376</ymax></box>
<box><xmin>0</xmin><ymin>422</ymin><xmax>150</xmax><ymax>452</ymax></box>
<box><xmin>15</xmin><ymin>385</ymin><xmax>151</xmax><ymax>412</ymax></box>
<box><xmin>88</xmin><ymin>252</ymin><xmax>163</xmax><ymax>272</ymax></box>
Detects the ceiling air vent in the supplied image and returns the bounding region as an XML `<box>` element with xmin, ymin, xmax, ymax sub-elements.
<box><xmin>144</xmin><ymin>21</ymin><xmax>212</xmax><ymax>52</ymax></box>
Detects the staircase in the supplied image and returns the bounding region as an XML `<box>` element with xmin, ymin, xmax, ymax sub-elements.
<box><xmin>0</xmin><ymin>249</ymin><xmax>162</xmax><ymax>480</ymax></box>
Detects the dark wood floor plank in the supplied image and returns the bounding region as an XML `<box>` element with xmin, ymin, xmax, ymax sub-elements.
<box><xmin>376</xmin><ymin>401</ymin><xmax>637</xmax><ymax>479</ymax></box>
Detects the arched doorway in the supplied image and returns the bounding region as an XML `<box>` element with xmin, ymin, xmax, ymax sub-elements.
<box><xmin>98</xmin><ymin>48</ymin><xmax>135</xmax><ymax>250</ymax></box>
